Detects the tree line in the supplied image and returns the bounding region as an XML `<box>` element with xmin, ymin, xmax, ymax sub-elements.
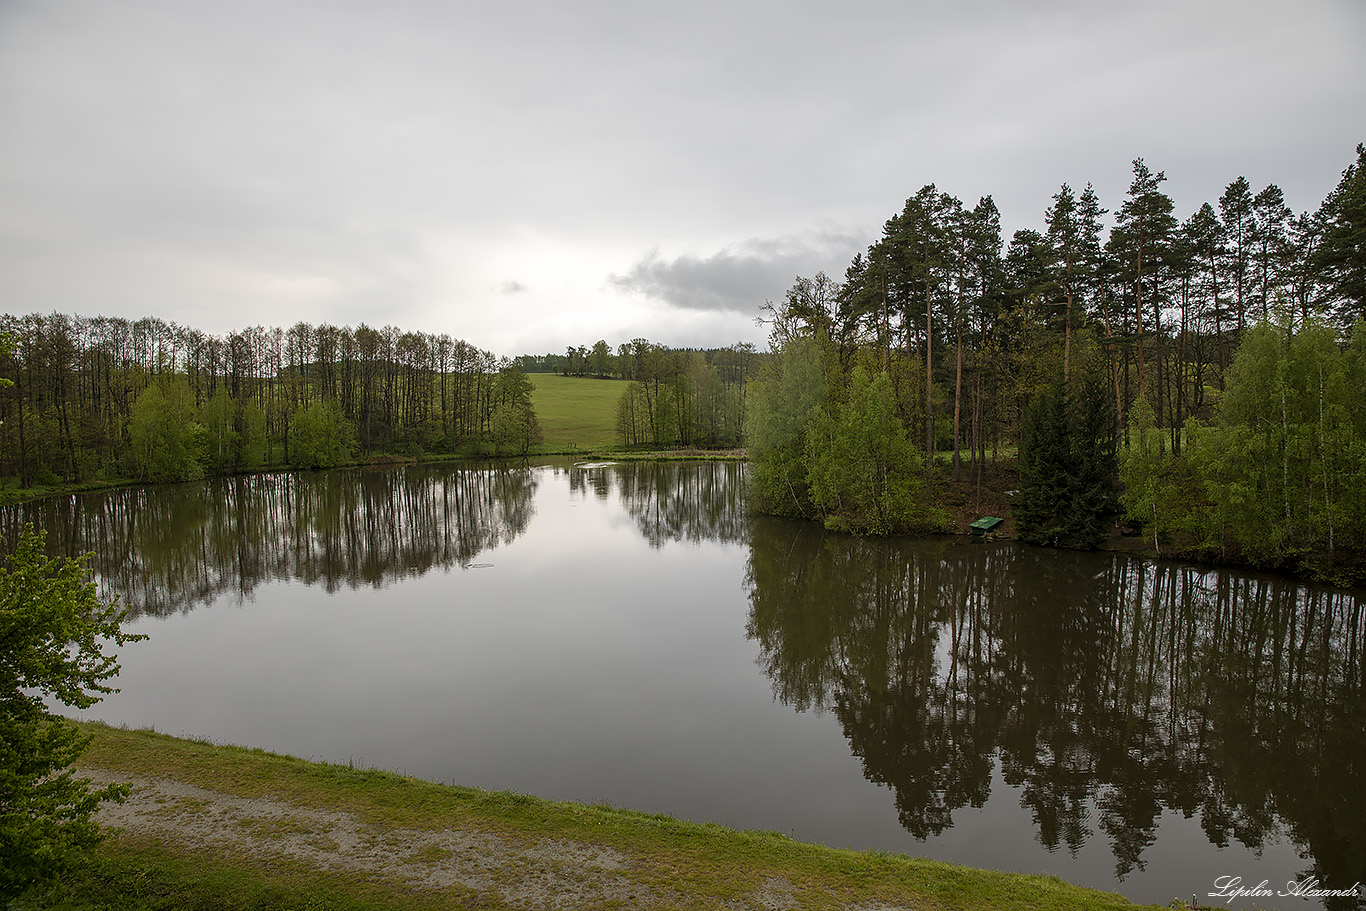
<box><xmin>516</xmin><ymin>337</ymin><xmax>756</xmax><ymax>382</ymax></box>
<box><xmin>747</xmin><ymin>144</ymin><xmax>1366</xmax><ymax>578</ymax></box>
<box><xmin>614</xmin><ymin>344</ymin><xmax>760</xmax><ymax>449</ymax></box>
<box><xmin>0</xmin><ymin>315</ymin><xmax>543</xmax><ymax>487</ymax></box>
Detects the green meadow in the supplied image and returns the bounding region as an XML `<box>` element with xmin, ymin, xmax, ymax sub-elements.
<box><xmin>526</xmin><ymin>372</ymin><xmax>627</xmax><ymax>450</ymax></box>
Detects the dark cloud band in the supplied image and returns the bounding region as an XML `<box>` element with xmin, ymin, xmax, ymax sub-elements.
<box><xmin>609</xmin><ymin>231</ymin><xmax>865</xmax><ymax>314</ymax></box>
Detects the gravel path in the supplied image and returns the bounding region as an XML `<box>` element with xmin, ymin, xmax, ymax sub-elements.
<box><xmin>80</xmin><ymin>768</ymin><xmax>910</xmax><ymax>910</ymax></box>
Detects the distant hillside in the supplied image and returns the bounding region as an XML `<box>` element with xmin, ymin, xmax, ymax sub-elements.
<box><xmin>527</xmin><ymin>373</ymin><xmax>625</xmax><ymax>450</ymax></box>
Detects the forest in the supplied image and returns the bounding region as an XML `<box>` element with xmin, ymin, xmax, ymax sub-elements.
<box><xmin>1</xmin><ymin>145</ymin><xmax>1362</xmax><ymax>579</ymax></box>
<box><xmin>0</xmin><ymin>313</ymin><xmax>770</xmax><ymax>489</ymax></box>
<box><xmin>746</xmin><ymin>145</ymin><xmax>1366</xmax><ymax>580</ymax></box>
<box><xmin>0</xmin><ymin>318</ymin><xmax>552</xmax><ymax>486</ymax></box>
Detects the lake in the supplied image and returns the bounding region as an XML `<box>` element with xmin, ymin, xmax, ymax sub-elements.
<box><xmin>6</xmin><ymin>460</ymin><xmax>1364</xmax><ymax>908</ymax></box>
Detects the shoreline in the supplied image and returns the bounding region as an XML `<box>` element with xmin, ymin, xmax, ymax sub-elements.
<box><xmin>3</xmin><ymin>450</ymin><xmax>1360</xmax><ymax>588</ymax></box>
<box><xmin>68</xmin><ymin>722</ymin><xmax>1166</xmax><ymax>911</ymax></box>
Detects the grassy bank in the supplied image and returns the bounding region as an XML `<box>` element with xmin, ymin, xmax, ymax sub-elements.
<box><xmin>34</xmin><ymin>723</ymin><xmax>1169</xmax><ymax>911</ymax></box>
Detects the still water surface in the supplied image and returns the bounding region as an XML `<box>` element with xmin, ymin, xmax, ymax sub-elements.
<box><xmin>6</xmin><ymin>461</ymin><xmax>1364</xmax><ymax>908</ymax></box>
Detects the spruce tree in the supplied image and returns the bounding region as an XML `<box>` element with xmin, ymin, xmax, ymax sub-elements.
<box><xmin>1016</xmin><ymin>370</ymin><xmax>1117</xmax><ymax>549</ymax></box>
<box><xmin>1065</xmin><ymin>369</ymin><xmax>1119</xmax><ymax>547</ymax></box>
<box><xmin>1016</xmin><ymin>383</ymin><xmax>1070</xmax><ymax>546</ymax></box>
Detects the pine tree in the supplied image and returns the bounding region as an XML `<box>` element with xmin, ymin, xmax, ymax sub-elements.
<box><xmin>1111</xmin><ymin>159</ymin><xmax>1177</xmax><ymax>420</ymax></box>
<box><xmin>1313</xmin><ymin>143</ymin><xmax>1366</xmax><ymax>324</ymax></box>
<box><xmin>1251</xmin><ymin>184</ymin><xmax>1292</xmax><ymax>324</ymax></box>
<box><xmin>1045</xmin><ymin>184</ymin><xmax>1083</xmax><ymax>382</ymax></box>
<box><xmin>1184</xmin><ymin>202</ymin><xmax>1230</xmax><ymax>375</ymax></box>
<box><xmin>1219</xmin><ymin>177</ymin><xmax>1256</xmax><ymax>333</ymax></box>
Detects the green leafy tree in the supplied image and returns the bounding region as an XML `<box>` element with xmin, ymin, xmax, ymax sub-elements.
<box><xmin>289</xmin><ymin>399</ymin><xmax>355</xmax><ymax>469</ymax></box>
<box><xmin>1120</xmin><ymin>318</ymin><xmax>1366</xmax><ymax>578</ymax></box>
<box><xmin>1201</xmin><ymin>318</ymin><xmax>1365</xmax><ymax>568</ymax></box>
<box><xmin>490</xmin><ymin>402</ymin><xmax>543</xmax><ymax>456</ymax></box>
<box><xmin>615</xmin><ymin>382</ymin><xmax>652</xmax><ymax>447</ymax></box>
<box><xmin>1212</xmin><ymin>320</ymin><xmax>1305</xmax><ymax>561</ymax></box>
<box><xmin>1119</xmin><ymin>399</ymin><xmax>1208</xmax><ymax>553</ymax></box>
<box><xmin>649</xmin><ymin>380</ymin><xmax>679</xmax><ymax>447</ymax></box>
<box><xmin>0</xmin><ymin>334</ymin><xmax>11</xmax><ymax>392</ymax></box>
<box><xmin>805</xmin><ymin>368</ymin><xmax>928</xmax><ymax>534</ymax></box>
<box><xmin>494</xmin><ymin>363</ymin><xmax>534</xmax><ymax>410</ymax></box>
<box><xmin>1</xmin><ymin>526</ymin><xmax>143</xmax><ymax>900</ymax></box>
<box><xmin>745</xmin><ymin>337</ymin><xmax>828</xmax><ymax>517</ymax></box>
<box><xmin>127</xmin><ymin>377</ymin><xmax>204</xmax><ymax>483</ymax></box>
<box><xmin>199</xmin><ymin>388</ymin><xmax>238</xmax><ymax>474</ymax></box>
<box><xmin>589</xmin><ymin>340</ymin><xmax>613</xmax><ymax>377</ymax></box>
<box><xmin>239</xmin><ymin>399</ymin><xmax>267</xmax><ymax>469</ymax></box>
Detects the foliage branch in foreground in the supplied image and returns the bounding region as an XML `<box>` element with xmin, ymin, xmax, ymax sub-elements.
<box><xmin>0</xmin><ymin>525</ymin><xmax>143</xmax><ymax>900</ymax></box>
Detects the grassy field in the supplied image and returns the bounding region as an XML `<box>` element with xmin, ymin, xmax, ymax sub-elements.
<box><xmin>526</xmin><ymin>372</ymin><xmax>626</xmax><ymax>450</ymax></box>
<box><xmin>30</xmin><ymin>723</ymin><xmax>1171</xmax><ymax>911</ymax></box>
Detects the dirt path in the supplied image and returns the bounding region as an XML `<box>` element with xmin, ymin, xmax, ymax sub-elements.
<box><xmin>81</xmin><ymin>768</ymin><xmax>907</xmax><ymax>910</ymax></box>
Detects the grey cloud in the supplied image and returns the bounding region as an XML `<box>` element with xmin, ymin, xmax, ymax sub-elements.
<box><xmin>0</xmin><ymin>0</ymin><xmax>1360</xmax><ymax>350</ymax></box>
<box><xmin>609</xmin><ymin>231</ymin><xmax>866</xmax><ymax>315</ymax></box>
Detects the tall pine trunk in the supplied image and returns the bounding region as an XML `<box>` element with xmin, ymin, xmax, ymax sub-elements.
<box><xmin>925</xmin><ymin>285</ymin><xmax>934</xmax><ymax>462</ymax></box>
<box><xmin>953</xmin><ymin>295</ymin><xmax>964</xmax><ymax>481</ymax></box>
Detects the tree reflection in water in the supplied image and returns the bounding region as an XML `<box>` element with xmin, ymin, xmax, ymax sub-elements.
<box><xmin>745</xmin><ymin>517</ymin><xmax>1365</xmax><ymax>903</ymax></box>
<box><xmin>3</xmin><ymin>463</ymin><xmax>538</xmax><ymax>617</ymax></box>
<box><xmin>4</xmin><ymin>462</ymin><xmax>1362</xmax><ymax>907</ymax></box>
<box><xmin>568</xmin><ymin>460</ymin><xmax>748</xmax><ymax>548</ymax></box>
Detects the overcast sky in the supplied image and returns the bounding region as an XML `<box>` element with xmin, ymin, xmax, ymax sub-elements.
<box><xmin>2</xmin><ymin>1</ymin><xmax>1362</xmax><ymax>357</ymax></box>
